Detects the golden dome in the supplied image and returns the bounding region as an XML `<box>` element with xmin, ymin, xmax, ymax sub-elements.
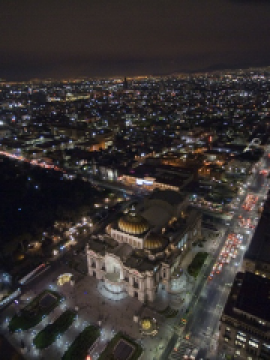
<box><xmin>141</xmin><ymin>319</ymin><xmax>151</xmax><ymax>330</ymax></box>
<box><xmin>144</xmin><ymin>233</ymin><xmax>168</xmax><ymax>251</ymax></box>
<box><xmin>118</xmin><ymin>212</ymin><xmax>149</xmax><ymax>235</ymax></box>
<box><xmin>139</xmin><ymin>317</ymin><xmax>158</xmax><ymax>335</ymax></box>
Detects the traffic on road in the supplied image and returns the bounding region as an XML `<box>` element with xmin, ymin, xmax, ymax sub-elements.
<box><xmin>167</xmin><ymin>149</ymin><xmax>270</xmax><ymax>360</ymax></box>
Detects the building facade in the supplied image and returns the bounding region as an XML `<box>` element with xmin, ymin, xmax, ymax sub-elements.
<box><xmin>243</xmin><ymin>196</ymin><xmax>270</xmax><ymax>279</ymax></box>
<box><xmin>86</xmin><ymin>190</ymin><xmax>201</xmax><ymax>302</ymax></box>
<box><xmin>219</xmin><ymin>272</ymin><xmax>270</xmax><ymax>360</ymax></box>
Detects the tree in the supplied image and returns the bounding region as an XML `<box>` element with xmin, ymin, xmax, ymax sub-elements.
<box><xmin>15</xmin><ymin>233</ymin><xmax>32</xmax><ymax>253</ymax></box>
<box><xmin>2</xmin><ymin>240</ymin><xmax>18</xmax><ymax>258</ymax></box>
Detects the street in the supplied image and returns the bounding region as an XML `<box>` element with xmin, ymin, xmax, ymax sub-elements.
<box><xmin>165</xmin><ymin>150</ymin><xmax>270</xmax><ymax>360</ymax></box>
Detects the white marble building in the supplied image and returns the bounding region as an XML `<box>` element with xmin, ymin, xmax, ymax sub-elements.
<box><xmin>86</xmin><ymin>190</ymin><xmax>201</xmax><ymax>302</ymax></box>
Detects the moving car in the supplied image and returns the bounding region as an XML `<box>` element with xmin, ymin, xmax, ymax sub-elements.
<box><xmin>190</xmin><ymin>348</ymin><xmax>199</xmax><ymax>360</ymax></box>
<box><xmin>183</xmin><ymin>348</ymin><xmax>192</xmax><ymax>359</ymax></box>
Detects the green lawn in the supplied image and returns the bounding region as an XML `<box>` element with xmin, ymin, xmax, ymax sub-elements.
<box><xmin>33</xmin><ymin>309</ymin><xmax>76</xmax><ymax>349</ymax></box>
<box><xmin>62</xmin><ymin>325</ymin><xmax>100</xmax><ymax>360</ymax></box>
<box><xmin>187</xmin><ymin>252</ymin><xmax>208</xmax><ymax>278</ymax></box>
<box><xmin>9</xmin><ymin>290</ymin><xmax>62</xmax><ymax>332</ymax></box>
<box><xmin>98</xmin><ymin>332</ymin><xmax>143</xmax><ymax>360</ymax></box>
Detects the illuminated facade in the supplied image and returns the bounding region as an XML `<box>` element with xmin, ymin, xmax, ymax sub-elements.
<box><xmin>119</xmin><ymin>164</ymin><xmax>194</xmax><ymax>192</ymax></box>
<box><xmin>121</xmin><ymin>174</ymin><xmax>179</xmax><ymax>192</ymax></box>
<box><xmin>86</xmin><ymin>190</ymin><xmax>201</xmax><ymax>302</ymax></box>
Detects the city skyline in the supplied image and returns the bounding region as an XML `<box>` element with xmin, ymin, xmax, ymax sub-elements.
<box><xmin>0</xmin><ymin>70</ymin><xmax>270</xmax><ymax>359</ymax></box>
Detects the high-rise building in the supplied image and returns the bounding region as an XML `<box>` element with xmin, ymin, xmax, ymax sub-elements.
<box><xmin>219</xmin><ymin>272</ymin><xmax>270</xmax><ymax>360</ymax></box>
<box><xmin>123</xmin><ymin>77</ymin><xmax>128</xmax><ymax>90</ymax></box>
<box><xmin>242</xmin><ymin>194</ymin><xmax>270</xmax><ymax>278</ymax></box>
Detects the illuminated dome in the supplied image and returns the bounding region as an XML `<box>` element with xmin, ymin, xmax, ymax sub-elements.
<box><xmin>141</xmin><ymin>319</ymin><xmax>151</xmax><ymax>331</ymax></box>
<box><xmin>144</xmin><ymin>233</ymin><xmax>168</xmax><ymax>251</ymax></box>
<box><xmin>118</xmin><ymin>211</ymin><xmax>149</xmax><ymax>235</ymax></box>
<box><xmin>139</xmin><ymin>317</ymin><xmax>158</xmax><ymax>336</ymax></box>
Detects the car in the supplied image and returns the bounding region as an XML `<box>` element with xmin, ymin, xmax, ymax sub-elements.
<box><xmin>216</xmin><ymin>264</ymin><xmax>223</xmax><ymax>274</ymax></box>
<box><xmin>183</xmin><ymin>348</ymin><xmax>192</xmax><ymax>359</ymax></box>
<box><xmin>190</xmin><ymin>349</ymin><xmax>199</xmax><ymax>360</ymax></box>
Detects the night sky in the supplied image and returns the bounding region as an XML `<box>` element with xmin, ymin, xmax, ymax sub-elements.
<box><xmin>0</xmin><ymin>0</ymin><xmax>270</xmax><ymax>80</ymax></box>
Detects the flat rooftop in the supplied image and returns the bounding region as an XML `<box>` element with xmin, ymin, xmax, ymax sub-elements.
<box><xmin>244</xmin><ymin>211</ymin><xmax>270</xmax><ymax>264</ymax></box>
<box><xmin>223</xmin><ymin>272</ymin><xmax>270</xmax><ymax>330</ymax></box>
<box><xmin>147</xmin><ymin>188</ymin><xmax>186</xmax><ymax>206</ymax></box>
<box><xmin>88</xmin><ymin>235</ymin><xmax>118</xmax><ymax>255</ymax></box>
<box><xmin>127</xmin><ymin>164</ymin><xmax>194</xmax><ymax>188</ymax></box>
<box><xmin>124</xmin><ymin>253</ymin><xmax>158</xmax><ymax>272</ymax></box>
<box><xmin>235</xmin><ymin>272</ymin><xmax>270</xmax><ymax>322</ymax></box>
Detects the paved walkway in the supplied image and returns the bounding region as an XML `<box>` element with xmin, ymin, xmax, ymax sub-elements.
<box><xmin>1</xmin><ymin>240</ymin><xmax>214</xmax><ymax>360</ymax></box>
<box><xmin>0</xmin><ymin>263</ymin><xmax>190</xmax><ymax>360</ymax></box>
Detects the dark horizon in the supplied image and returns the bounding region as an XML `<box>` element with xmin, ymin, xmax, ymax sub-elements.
<box><xmin>1</xmin><ymin>57</ymin><xmax>270</xmax><ymax>83</ymax></box>
<box><xmin>1</xmin><ymin>0</ymin><xmax>270</xmax><ymax>81</ymax></box>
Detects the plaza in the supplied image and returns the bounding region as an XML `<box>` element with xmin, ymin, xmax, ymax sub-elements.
<box><xmin>0</xmin><ymin>217</ymin><xmax>220</xmax><ymax>360</ymax></box>
<box><xmin>0</xmin><ymin>249</ymin><xmax>199</xmax><ymax>360</ymax></box>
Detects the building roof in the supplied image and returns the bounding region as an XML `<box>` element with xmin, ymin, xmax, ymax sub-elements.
<box><xmin>148</xmin><ymin>189</ymin><xmax>186</xmax><ymax>206</ymax></box>
<box><xmin>127</xmin><ymin>164</ymin><xmax>194</xmax><ymax>188</ymax></box>
<box><xmin>141</xmin><ymin>205</ymin><xmax>171</xmax><ymax>227</ymax></box>
<box><xmin>144</xmin><ymin>233</ymin><xmax>168</xmax><ymax>251</ymax></box>
<box><xmin>244</xmin><ymin>211</ymin><xmax>270</xmax><ymax>264</ymax></box>
<box><xmin>124</xmin><ymin>252</ymin><xmax>158</xmax><ymax>272</ymax></box>
<box><xmin>118</xmin><ymin>211</ymin><xmax>149</xmax><ymax>236</ymax></box>
<box><xmin>223</xmin><ymin>272</ymin><xmax>270</xmax><ymax>332</ymax></box>
<box><xmin>87</xmin><ymin>235</ymin><xmax>118</xmax><ymax>255</ymax></box>
<box><xmin>110</xmin><ymin>243</ymin><xmax>133</xmax><ymax>260</ymax></box>
<box><xmin>235</xmin><ymin>272</ymin><xmax>270</xmax><ymax>322</ymax></box>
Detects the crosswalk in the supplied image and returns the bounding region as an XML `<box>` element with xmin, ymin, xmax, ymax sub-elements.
<box><xmin>169</xmin><ymin>339</ymin><xmax>195</xmax><ymax>359</ymax></box>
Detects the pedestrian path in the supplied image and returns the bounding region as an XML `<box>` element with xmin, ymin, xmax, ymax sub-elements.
<box><xmin>1</xmin><ymin>302</ymin><xmax>66</xmax><ymax>359</ymax></box>
<box><xmin>0</xmin><ymin>290</ymin><xmax>95</xmax><ymax>360</ymax></box>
